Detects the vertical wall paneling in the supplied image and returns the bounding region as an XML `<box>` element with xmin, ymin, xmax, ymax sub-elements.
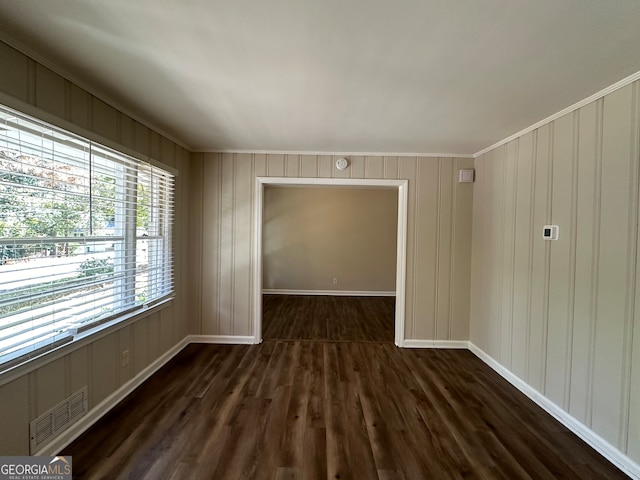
<box><xmin>118</xmin><ymin>326</ymin><xmax>132</xmax><ymax>386</ymax></box>
<box><xmin>133</xmin><ymin>121</ymin><xmax>150</xmax><ymax>156</ymax></box>
<box><xmin>470</xmin><ymin>157</ymin><xmax>484</xmax><ymax>347</ymax></box>
<box><xmin>414</xmin><ymin>158</ymin><xmax>439</xmax><ymax>339</ymax></box>
<box><xmin>300</xmin><ymin>155</ymin><xmax>317</xmax><ymax>177</ymax></box>
<box><xmin>198</xmin><ymin>154</ymin><xmax>472</xmax><ymax>342</ymax></box>
<box><xmin>545</xmin><ymin>113</ymin><xmax>574</xmax><ymax>408</ymax></box>
<box><xmin>35</xmin><ymin>64</ymin><xmax>66</xmax><ymax>119</ymax></box>
<box><xmin>384</xmin><ymin>156</ymin><xmax>399</xmax><ymax>179</ymax></box>
<box><xmin>218</xmin><ymin>154</ymin><xmax>235</xmax><ymax>335</ymax></box>
<box><xmin>150</xmin><ymin>130</ymin><xmax>162</xmax><ymax>162</ymax></box>
<box><xmin>450</xmin><ymin>157</ymin><xmax>474</xmax><ymax>340</ymax></box>
<box><xmin>628</xmin><ymin>81</ymin><xmax>640</xmax><ymax>460</ymax></box>
<box><xmin>471</xmin><ymin>80</ymin><xmax>640</xmax><ymax>467</ymax></box>
<box><xmin>133</xmin><ymin>318</ymin><xmax>149</xmax><ymax>375</ymax></box>
<box><xmin>69</xmin><ymin>84</ymin><xmax>90</xmax><ymax>130</ymax></box>
<box><xmin>68</xmin><ymin>347</ymin><xmax>88</xmax><ymax>398</ymax></box>
<box><xmin>398</xmin><ymin>158</ymin><xmax>418</xmax><ymax>339</ymax></box>
<box><xmin>91</xmin><ymin>97</ymin><xmax>118</xmax><ymax>141</ymax></box>
<box><xmin>528</xmin><ymin>126</ymin><xmax>551</xmax><ymax>392</ymax></box>
<box><xmin>35</xmin><ymin>358</ymin><xmax>66</xmax><ymax>417</ymax></box>
<box><xmin>161</xmin><ymin>136</ymin><xmax>176</xmax><ymax>169</ymax></box>
<box><xmin>365</xmin><ymin>156</ymin><xmax>384</xmax><ymax>179</ymax></box>
<box><xmin>318</xmin><ymin>155</ymin><xmax>333</xmax><ymax>178</ymax></box>
<box><xmin>500</xmin><ymin>142</ymin><xmax>518</xmax><ymax>367</ymax></box>
<box><xmin>90</xmin><ymin>335</ymin><xmax>117</xmax><ymax>408</ymax></box>
<box><xmin>119</xmin><ymin>114</ymin><xmax>134</xmax><ymax>150</ymax></box>
<box><xmin>234</xmin><ymin>154</ymin><xmax>253</xmax><ymax>335</ymax></box>
<box><xmin>26</xmin><ymin>59</ymin><xmax>36</xmax><ymax>105</ymax></box>
<box><xmin>592</xmin><ymin>84</ymin><xmax>634</xmax><ymax>446</ymax></box>
<box><xmin>0</xmin><ymin>42</ymin><xmax>29</xmax><ymax>101</ymax></box>
<box><xmin>568</xmin><ymin>101</ymin><xmax>600</xmax><ymax>423</ymax></box>
<box><xmin>349</xmin><ymin>156</ymin><xmax>365</xmax><ymax>178</ymax></box>
<box><xmin>630</xmin><ymin>109</ymin><xmax>640</xmax><ymax>459</ymax></box>
<box><xmin>267</xmin><ymin>154</ymin><xmax>285</xmax><ymax>177</ymax></box>
<box><xmin>0</xmin><ymin>377</ymin><xmax>30</xmax><ymax>454</ymax></box>
<box><xmin>511</xmin><ymin>133</ymin><xmax>534</xmax><ymax>379</ymax></box>
<box><xmin>619</xmin><ymin>80</ymin><xmax>640</xmax><ymax>452</ymax></box>
<box><xmin>436</xmin><ymin>159</ymin><xmax>453</xmax><ymax>340</ymax></box>
<box><xmin>201</xmin><ymin>154</ymin><xmax>219</xmax><ymax>334</ymax></box>
<box><xmin>285</xmin><ymin>154</ymin><xmax>299</xmax><ymax>177</ymax></box>
<box><xmin>488</xmin><ymin>146</ymin><xmax>505</xmax><ymax>359</ymax></box>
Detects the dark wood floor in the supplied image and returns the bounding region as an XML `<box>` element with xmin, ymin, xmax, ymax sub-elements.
<box><xmin>263</xmin><ymin>295</ymin><xmax>395</xmax><ymax>342</ymax></box>
<box><xmin>62</xmin><ymin>297</ymin><xmax>628</xmax><ymax>479</ymax></box>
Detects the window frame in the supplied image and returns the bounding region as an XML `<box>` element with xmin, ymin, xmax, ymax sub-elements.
<box><xmin>0</xmin><ymin>102</ymin><xmax>176</xmax><ymax>379</ymax></box>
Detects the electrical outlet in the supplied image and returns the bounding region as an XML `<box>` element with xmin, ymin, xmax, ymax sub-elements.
<box><xmin>121</xmin><ymin>349</ymin><xmax>130</xmax><ymax>367</ymax></box>
<box><xmin>332</xmin><ymin>277</ymin><xmax>338</xmax><ymax>285</ymax></box>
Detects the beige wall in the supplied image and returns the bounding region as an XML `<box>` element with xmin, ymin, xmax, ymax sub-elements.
<box><xmin>0</xmin><ymin>41</ymin><xmax>193</xmax><ymax>455</ymax></box>
<box><xmin>191</xmin><ymin>153</ymin><xmax>474</xmax><ymax>340</ymax></box>
<box><xmin>470</xmin><ymin>80</ymin><xmax>640</xmax><ymax>462</ymax></box>
<box><xmin>263</xmin><ymin>186</ymin><xmax>398</xmax><ymax>292</ymax></box>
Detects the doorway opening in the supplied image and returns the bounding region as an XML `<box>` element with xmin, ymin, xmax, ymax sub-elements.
<box><xmin>253</xmin><ymin>177</ymin><xmax>408</xmax><ymax>346</ymax></box>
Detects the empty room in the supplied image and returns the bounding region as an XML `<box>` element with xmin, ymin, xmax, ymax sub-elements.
<box><xmin>0</xmin><ymin>1</ymin><xmax>640</xmax><ymax>479</ymax></box>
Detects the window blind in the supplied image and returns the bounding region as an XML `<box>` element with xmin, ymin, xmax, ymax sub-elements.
<box><xmin>0</xmin><ymin>105</ymin><xmax>174</xmax><ymax>371</ymax></box>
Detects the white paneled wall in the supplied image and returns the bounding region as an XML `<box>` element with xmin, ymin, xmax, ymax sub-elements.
<box><xmin>192</xmin><ymin>153</ymin><xmax>474</xmax><ymax>342</ymax></box>
<box><xmin>0</xmin><ymin>40</ymin><xmax>192</xmax><ymax>455</ymax></box>
<box><xmin>470</xmin><ymin>81</ymin><xmax>640</xmax><ymax>463</ymax></box>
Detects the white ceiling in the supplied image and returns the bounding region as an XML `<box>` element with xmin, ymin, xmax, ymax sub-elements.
<box><xmin>0</xmin><ymin>1</ymin><xmax>640</xmax><ymax>155</ymax></box>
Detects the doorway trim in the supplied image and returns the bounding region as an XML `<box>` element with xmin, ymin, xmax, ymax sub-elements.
<box><xmin>252</xmin><ymin>177</ymin><xmax>408</xmax><ymax>346</ymax></box>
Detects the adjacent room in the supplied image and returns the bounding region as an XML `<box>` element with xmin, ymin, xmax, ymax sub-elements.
<box><xmin>261</xmin><ymin>184</ymin><xmax>398</xmax><ymax>343</ymax></box>
<box><xmin>0</xmin><ymin>1</ymin><xmax>640</xmax><ymax>478</ymax></box>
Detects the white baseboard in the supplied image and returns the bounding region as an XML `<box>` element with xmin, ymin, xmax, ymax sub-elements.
<box><xmin>403</xmin><ymin>339</ymin><xmax>470</xmax><ymax>349</ymax></box>
<box><xmin>41</xmin><ymin>332</ymin><xmax>639</xmax><ymax>479</ymax></box>
<box><xmin>262</xmin><ymin>289</ymin><xmax>396</xmax><ymax>297</ymax></box>
<box><xmin>38</xmin><ymin>336</ymin><xmax>190</xmax><ymax>456</ymax></box>
<box><xmin>187</xmin><ymin>334</ymin><xmax>256</xmax><ymax>345</ymax></box>
<box><xmin>42</xmin><ymin>334</ymin><xmax>260</xmax><ymax>456</ymax></box>
<box><xmin>468</xmin><ymin>342</ymin><xmax>640</xmax><ymax>480</ymax></box>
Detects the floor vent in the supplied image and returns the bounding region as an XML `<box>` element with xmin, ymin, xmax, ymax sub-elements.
<box><xmin>30</xmin><ymin>386</ymin><xmax>88</xmax><ymax>453</ymax></box>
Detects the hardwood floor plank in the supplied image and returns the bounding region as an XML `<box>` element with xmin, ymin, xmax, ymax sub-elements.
<box><xmin>63</xmin><ymin>297</ymin><xmax>629</xmax><ymax>479</ymax></box>
<box><xmin>302</xmin><ymin>427</ymin><xmax>327</xmax><ymax>480</ymax></box>
<box><xmin>263</xmin><ymin>295</ymin><xmax>394</xmax><ymax>343</ymax></box>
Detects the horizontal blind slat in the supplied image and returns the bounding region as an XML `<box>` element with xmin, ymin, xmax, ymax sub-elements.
<box><xmin>0</xmin><ymin>104</ymin><xmax>174</xmax><ymax>372</ymax></box>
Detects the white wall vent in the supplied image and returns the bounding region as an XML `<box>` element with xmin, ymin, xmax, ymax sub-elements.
<box><xmin>30</xmin><ymin>386</ymin><xmax>88</xmax><ymax>453</ymax></box>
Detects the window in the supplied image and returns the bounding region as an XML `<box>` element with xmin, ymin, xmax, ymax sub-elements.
<box><xmin>0</xmin><ymin>105</ymin><xmax>175</xmax><ymax>372</ymax></box>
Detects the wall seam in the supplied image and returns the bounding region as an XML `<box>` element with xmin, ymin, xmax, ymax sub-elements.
<box><xmin>497</xmin><ymin>147</ymin><xmax>505</xmax><ymax>361</ymax></box>
<box><xmin>199</xmin><ymin>155</ymin><xmax>205</xmax><ymax>334</ymax></box>
<box><xmin>216</xmin><ymin>155</ymin><xmax>223</xmax><ymax>335</ymax></box>
<box><xmin>434</xmin><ymin>158</ymin><xmax>442</xmax><ymax>339</ymax></box>
<box><xmin>412</xmin><ymin>158</ymin><xmax>419</xmax><ymax>339</ymax></box>
<box><xmin>448</xmin><ymin>159</ymin><xmax>458</xmax><ymax>340</ymax></box>
<box><xmin>525</xmin><ymin>130</ymin><xmax>537</xmax><ymax>383</ymax></box>
<box><xmin>541</xmin><ymin>124</ymin><xmax>554</xmax><ymax>393</ymax></box>
<box><xmin>26</xmin><ymin>58</ymin><xmax>35</xmax><ymax>105</ymax></box>
<box><xmin>619</xmin><ymin>79</ymin><xmax>640</xmax><ymax>451</ymax></box>
<box><xmin>565</xmin><ymin>110</ymin><xmax>580</xmax><ymax>411</ymax></box>
<box><xmin>249</xmin><ymin>154</ymin><xmax>256</xmax><ymax>337</ymax></box>
<box><xmin>63</xmin><ymin>79</ymin><xmax>71</xmax><ymax>122</ymax></box>
<box><xmin>508</xmin><ymin>141</ymin><xmax>519</xmax><ymax>369</ymax></box>
<box><xmin>587</xmin><ymin>98</ymin><xmax>604</xmax><ymax>427</ymax></box>
<box><xmin>231</xmin><ymin>154</ymin><xmax>237</xmax><ymax>335</ymax></box>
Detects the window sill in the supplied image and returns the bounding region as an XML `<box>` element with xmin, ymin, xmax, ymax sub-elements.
<box><xmin>0</xmin><ymin>297</ymin><xmax>174</xmax><ymax>388</ymax></box>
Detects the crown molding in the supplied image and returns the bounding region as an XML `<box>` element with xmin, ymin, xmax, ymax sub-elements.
<box><xmin>198</xmin><ymin>149</ymin><xmax>473</xmax><ymax>158</ymax></box>
<box><xmin>474</xmin><ymin>69</ymin><xmax>640</xmax><ymax>158</ymax></box>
